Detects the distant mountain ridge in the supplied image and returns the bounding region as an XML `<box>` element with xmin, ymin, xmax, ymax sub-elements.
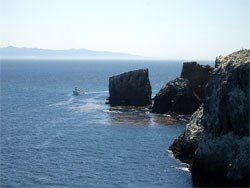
<box><xmin>0</xmin><ymin>46</ymin><xmax>142</xmax><ymax>59</ymax></box>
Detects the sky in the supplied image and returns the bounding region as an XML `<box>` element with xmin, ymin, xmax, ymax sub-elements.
<box><xmin>0</xmin><ymin>0</ymin><xmax>249</xmax><ymax>60</ymax></box>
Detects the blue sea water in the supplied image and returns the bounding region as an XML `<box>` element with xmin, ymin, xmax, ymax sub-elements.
<box><xmin>0</xmin><ymin>59</ymin><xmax>212</xmax><ymax>188</ymax></box>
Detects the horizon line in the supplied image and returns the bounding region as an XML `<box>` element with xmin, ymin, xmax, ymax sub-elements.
<box><xmin>0</xmin><ymin>56</ymin><xmax>215</xmax><ymax>62</ymax></box>
<box><xmin>0</xmin><ymin>45</ymin><xmax>215</xmax><ymax>62</ymax></box>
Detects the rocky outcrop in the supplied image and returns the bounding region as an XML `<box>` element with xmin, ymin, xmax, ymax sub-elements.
<box><xmin>180</xmin><ymin>62</ymin><xmax>213</xmax><ymax>100</ymax></box>
<box><xmin>169</xmin><ymin>106</ymin><xmax>203</xmax><ymax>164</ymax></box>
<box><xmin>151</xmin><ymin>78</ymin><xmax>200</xmax><ymax>114</ymax></box>
<box><xmin>169</xmin><ymin>50</ymin><xmax>250</xmax><ymax>187</ymax></box>
<box><xmin>107</xmin><ymin>69</ymin><xmax>152</xmax><ymax>106</ymax></box>
<box><xmin>191</xmin><ymin>50</ymin><xmax>250</xmax><ymax>187</ymax></box>
<box><xmin>152</xmin><ymin>62</ymin><xmax>213</xmax><ymax>115</ymax></box>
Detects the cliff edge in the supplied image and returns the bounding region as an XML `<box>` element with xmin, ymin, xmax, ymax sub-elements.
<box><xmin>169</xmin><ymin>50</ymin><xmax>250</xmax><ymax>187</ymax></box>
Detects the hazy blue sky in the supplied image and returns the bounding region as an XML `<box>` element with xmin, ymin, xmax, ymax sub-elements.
<box><xmin>0</xmin><ymin>0</ymin><xmax>249</xmax><ymax>60</ymax></box>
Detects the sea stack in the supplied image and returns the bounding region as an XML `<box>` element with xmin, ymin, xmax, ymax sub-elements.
<box><xmin>180</xmin><ymin>62</ymin><xmax>213</xmax><ymax>100</ymax></box>
<box><xmin>107</xmin><ymin>69</ymin><xmax>152</xmax><ymax>106</ymax></box>
<box><xmin>152</xmin><ymin>62</ymin><xmax>213</xmax><ymax>115</ymax></box>
<box><xmin>151</xmin><ymin>78</ymin><xmax>200</xmax><ymax>114</ymax></box>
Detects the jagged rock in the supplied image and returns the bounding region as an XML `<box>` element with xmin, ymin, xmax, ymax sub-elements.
<box><xmin>169</xmin><ymin>50</ymin><xmax>250</xmax><ymax>187</ymax></box>
<box><xmin>180</xmin><ymin>62</ymin><xmax>213</xmax><ymax>100</ymax></box>
<box><xmin>107</xmin><ymin>69</ymin><xmax>152</xmax><ymax>106</ymax></box>
<box><xmin>191</xmin><ymin>50</ymin><xmax>250</xmax><ymax>187</ymax></box>
<box><xmin>169</xmin><ymin>106</ymin><xmax>203</xmax><ymax>164</ymax></box>
<box><xmin>151</xmin><ymin>78</ymin><xmax>200</xmax><ymax>114</ymax></box>
<box><xmin>152</xmin><ymin>62</ymin><xmax>212</xmax><ymax>115</ymax></box>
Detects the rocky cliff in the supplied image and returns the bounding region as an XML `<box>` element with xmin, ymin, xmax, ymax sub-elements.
<box><xmin>169</xmin><ymin>50</ymin><xmax>250</xmax><ymax>187</ymax></box>
<box><xmin>107</xmin><ymin>69</ymin><xmax>152</xmax><ymax>106</ymax></box>
<box><xmin>169</xmin><ymin>106</ymin><xmax>203</xmax><ymax>163</ymax></box>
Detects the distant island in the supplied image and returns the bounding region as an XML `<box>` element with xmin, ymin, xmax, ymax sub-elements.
<box><xmin>0</xmin><ymin>46</ymin><xmax>143</xmax><ymax>59</ymax></box>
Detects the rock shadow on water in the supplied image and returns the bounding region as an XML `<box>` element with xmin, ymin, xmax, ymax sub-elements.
<box><xmin>105</xmin><ymin>106</ymin><xmax>187</xmax><ymax>126</ymax></box>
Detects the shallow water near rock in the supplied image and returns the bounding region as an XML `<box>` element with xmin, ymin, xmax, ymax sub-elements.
<box><xmin>0</xmin><ymin>59</ymin><xmax>212</xmax><ymax>187</ymax></box>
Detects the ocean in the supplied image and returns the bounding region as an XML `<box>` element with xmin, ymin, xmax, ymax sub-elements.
<box><xmin>0</xmin><ymin>59</ymin><xmax>212</xmax><ymax>187</ymax></box>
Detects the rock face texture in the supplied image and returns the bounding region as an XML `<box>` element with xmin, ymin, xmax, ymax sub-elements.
<box><xmin>180</xmin><ymin>62</ymin><xmax>213</xmax><ymax>100</ymax></box>
<box><xmin>107</xmin><ymin>69</ymin><xmax>152</xmax><ymax>106</ymax></box>
<box><xmin>151</xmin><ymin>78</ymin><xmax>200</xmax><ymax>114</ymax></box>
<box><xmin>169</xmin><ymin>106</ymin><xmax>203</xmax><ymax>163</ymax></box>
<box><xmin>152</xmin><ymin>62</ymin><xmax>213</xmax><ymax>115</ymax></box>
<box><xmin>169</xmin><ymin>50</ymin><xmax>250</xmax><ymax>187</ymax></box>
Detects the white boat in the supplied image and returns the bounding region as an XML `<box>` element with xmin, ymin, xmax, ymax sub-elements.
<box><xmin>72</xmin><ymin>87</ymin><xmax>84</xmax><ymax>95</ymax></box>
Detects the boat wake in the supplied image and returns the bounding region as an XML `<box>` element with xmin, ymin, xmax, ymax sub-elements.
<box><xmin>84</xmin><ymin>90</ymin><xmax>108</xmax><ymax>94</ymax></box>
<box><xmin>48</xmin><ymin>97</ymin><xmax>74</xmax><ymax>106</ymax></box>
<box><xmin>67</xmin><ymin>103</ymin><xmax>106</xmax><ymax>112</ymax></box>
<box><xmin>48</xmin><ymin>90</ymin><xmax>109</xmax><ymax>112</ymax></box>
